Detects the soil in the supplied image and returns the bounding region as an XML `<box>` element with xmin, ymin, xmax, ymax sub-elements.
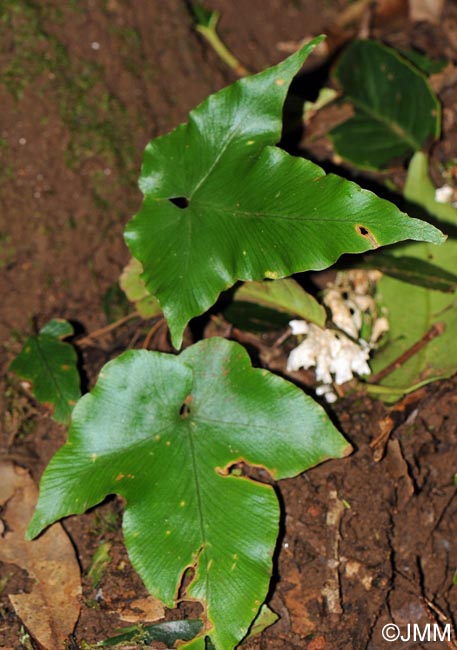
<box><xmin>2</xmin><ymin>1</ymin><xmax>457</xmax><ymax>649</ymax></box>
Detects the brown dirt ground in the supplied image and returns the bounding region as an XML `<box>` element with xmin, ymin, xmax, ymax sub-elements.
<box><xmin>2</xmin><ymin>1</ymin><xmax>457</xmax><ymax>649</ymax></box>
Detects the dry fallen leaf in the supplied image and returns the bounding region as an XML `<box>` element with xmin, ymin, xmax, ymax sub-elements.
<box><xmin>0</xmin><ymin>462</ymin><xmax>81</xmax><ymax>650</ymax></box>
<box><xmin>409</xmin><ymin>0</ymin><xmax>445</xmax><ymax>23</ymax></box>
<box><xmin>118</xmin><ymin>595</ymin><xmax>166</xmax><ymax>623</ymax></box>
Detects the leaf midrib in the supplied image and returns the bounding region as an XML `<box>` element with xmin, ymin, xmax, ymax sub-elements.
<box><xmin>192</xmin><ymin>414</ymin><xmax>292</xmax><ymax>435</ymax></box>
<box><xmin>194</xmin><ymin>201</ymin><xmax>377</xmax><ymax>224</ymax></box>
<box><xmin>186</xmin><ymin>419</ymin><xmax>209</xmax><ymax>600</ymax></box>
<box><xmin>34</xmin><ymin>336</ymin><xmax>72</xmax><ymax>420</ymax></box>
<box><xmin>190</xmin><ymin>120</ymin><xmax>244</xmax><ymax>199</ymax></box>
<box><xmin>349</xmin><ymin>96</ymin><xmax>420</xmax><ymax>149</ymax></box>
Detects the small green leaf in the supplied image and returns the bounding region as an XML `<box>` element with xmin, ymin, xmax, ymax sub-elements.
<box><xmin>27</xmin><ymin>338</ymin><xmax>349</xmax><ymax>650</ymax></box>
<box><xmin>124</xmin><ymin>38</ymin><xmax>444</xmax><ymax>348</ymax></box>
<box><xmin>190</xmin><ymin>4</ymin><xmax>248</xmax><ymax>77</ymax></box>
<box><xmin>303</xmin><ymin>87</ymin><xmax>338</xmax><ymax>122</ymax></box>
<box><xmin>191</xmin><ymin>4</ymin><xmax>218</xmax><ymax>30</ymax></box>
<box><xmin>330</xmin><ymin>40</ymin><xmax>441</xmax><ymax>169</ymax></box>
<box><xmin>119</xmin><ymin>258</ymin><xmax>162</xmax><ymax>319</ymax></box>
<box><xmin>234</xmin><ymin>279</ymin><xmax>326</xmax><ymax>327</ymax></box>
<box><xmin>87</xmin><ymin>542</ymin><xmax>111</xmax><ymax>589</ymax></box>
<box><xmin>247</xmin><ymin>604</ymin><xmax>279</xmax><ymax>638</ymax></box>
<box><xmin>224</xmin><ymin>302</ymin><xmax>291</xmax><ymax>333</ymax></box>
<box><xmin>40</xmin><ymin>319</ymin><xmax>75</xmax><ymax>338</ymax></box>
<box><xmin>10</xmin><ymin>319</ymin><xmax>81</xmax><ymax>424</ymax></box>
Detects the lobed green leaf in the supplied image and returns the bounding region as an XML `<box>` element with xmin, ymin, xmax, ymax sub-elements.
<box><xmin>124</xmin><ymin>38</ymin><xmax>444</xmax><ymax>348</ymax></box>
<box><xmin>27</xmin><ymin>337</ymin><xmax>349</xmax><ymax>650</ymax></box>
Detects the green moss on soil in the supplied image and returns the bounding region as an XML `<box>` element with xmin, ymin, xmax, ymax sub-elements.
<box><xmin>1</xmin><ymin>0</ymin><xmax>137</xmax><ymax>185</ymax></box>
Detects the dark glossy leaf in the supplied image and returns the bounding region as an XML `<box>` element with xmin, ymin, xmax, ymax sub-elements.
<box><xmin>10</xmin><ymin>319</ymin><xmax>81</xmax><ymax>424</ymax></box>
<box><xmin>330</xmin><ymin>40</ymin><xmax>441</xmax><ymax>169</ymax></box>
<box><xmin>97</xmin><ymin>619</ymin><xmax>203</xmax><ymax>647</ymax></box>
<box><xmin>28</xmin><ymin>338</ymin><xmax>350</xmax><ymax>650</ymax></box>
<box><xmin>359</xmin><ymin>252</ymin><xmax>457</xmax><ymax>292</ymax></box>
<box><xmin>124</xmin><ymin>38</ymin><xmax>443</xmax><ymax>348</ymax></box>
<box><xmin>224</xmin><ymin>301</ymin><xmax>291</xmax><ymax>333</ymax></box>
<box><xmin>397</xmin><ymin>48</ymin><xmax>447</xmax><ymax>75</ymax></box>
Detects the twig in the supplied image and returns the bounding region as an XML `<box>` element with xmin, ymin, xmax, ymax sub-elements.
<box><xmin>142</xmin><ymin>318</ymin><xmax>165</xmax><ymax>349</ymax></box>
<box><xmin>272</xmin><ymin>328</ymin><xmax>292</xmax><ymax>348</ymax></box>
<box><xmin>370</xmin><ymin>389</ymin><xmax>426</xmax><ymax>461</ymax></box>
<box><xmin>77</xmin><ymin>311</ymin><xmax>141</xmax><ymax>347</ymax></box>
<box><xmin>230</xmin><ymin>327</ymin><xmax>269</xmax><ymax>350</ymax></box>
<box><xmin>420</xmin><ymin>592</ymin><xmax>457</xmax><ymax>649</ymax></box>
<box><xmin>322</xmin><ymin>489</ymin><xmax>345</xmax><ymax>615</ymax></box>
<box><xmin>368</xmin><ymin>322</ymin><xmax>445</xmax><ymax>384</ymax></box>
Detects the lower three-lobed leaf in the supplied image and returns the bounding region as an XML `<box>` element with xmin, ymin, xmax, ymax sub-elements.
<box><xmin>27</xmin><ymin>337</ymin><xmax>350</xmax><ymax>650</ymax></box>
<box><xmin>124</xmin><ymin>38</ymin><xmax>444</xmax><ymax>348</ymax></box>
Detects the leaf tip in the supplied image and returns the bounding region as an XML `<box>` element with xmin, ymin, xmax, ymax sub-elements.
<box><xmin>418</xmin><ymin>221</ymin><xmax>447</xmax><ymax>245</ymax></box>
<box><xmin>25</xmin><ymin>516</ymin><xmax>42</xmax><ymax>541</ymax></box>
<box><xmin>342</xmin><ymin>443</ymin><xmax>354</xmax><ymax>458</ymax></box>
<box><xmin>169</xmin><ymin>327</ymin><xmax>184</xmax><ymax>351</ymax></box>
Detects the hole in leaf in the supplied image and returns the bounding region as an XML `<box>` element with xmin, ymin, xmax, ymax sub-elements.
<box><xmin>355</xmin><ymin>224</ymin><xmax>379</xmax><ymax>248</ymax></box>
<box><xmin>180</xmin><ymin>395</ymin><xmax>192</xmax><ymax>418</ymax></box>
<box><xmin>170</xmin><ymin>197</ymin><xmax>189</xmax><ymax>209</ymax></box>
<box><xmin>180</xmin><ymin>403</ymin><xmax>190</xmax><ymax>418</ymax></box>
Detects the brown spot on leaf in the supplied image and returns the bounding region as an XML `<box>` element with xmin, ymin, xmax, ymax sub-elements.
<box><xmin>356</xmin><ymin>224</ymin><xmax>379</xmax><ymax>248</ymax></box>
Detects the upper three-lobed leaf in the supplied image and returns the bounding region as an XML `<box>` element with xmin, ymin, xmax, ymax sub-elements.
<box><xmin>124</xmin><ymin>37</ymin><xmax>444</xmax><ymax>348</ymax></box>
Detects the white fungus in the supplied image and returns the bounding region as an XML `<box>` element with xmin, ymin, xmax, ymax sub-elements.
<box><xmin>287</xmin><ymin>321</ymin><xmax>371</xmax><ymax>385</ymax></box>
<box><xmin>287</xmin><ymin>270</ymin><xmax>388</xmax><ymax>402</ymax></box>
<box><xmin>435</xmin><ymin>184</ymin><xmax>453</xmax><ymax>204</ymax></box>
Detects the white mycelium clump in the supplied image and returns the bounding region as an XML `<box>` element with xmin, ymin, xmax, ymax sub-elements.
<box><xmin>287</xmin><ymin>271</ymin><xmax>389</xmax><ymax>402</ymax></box>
